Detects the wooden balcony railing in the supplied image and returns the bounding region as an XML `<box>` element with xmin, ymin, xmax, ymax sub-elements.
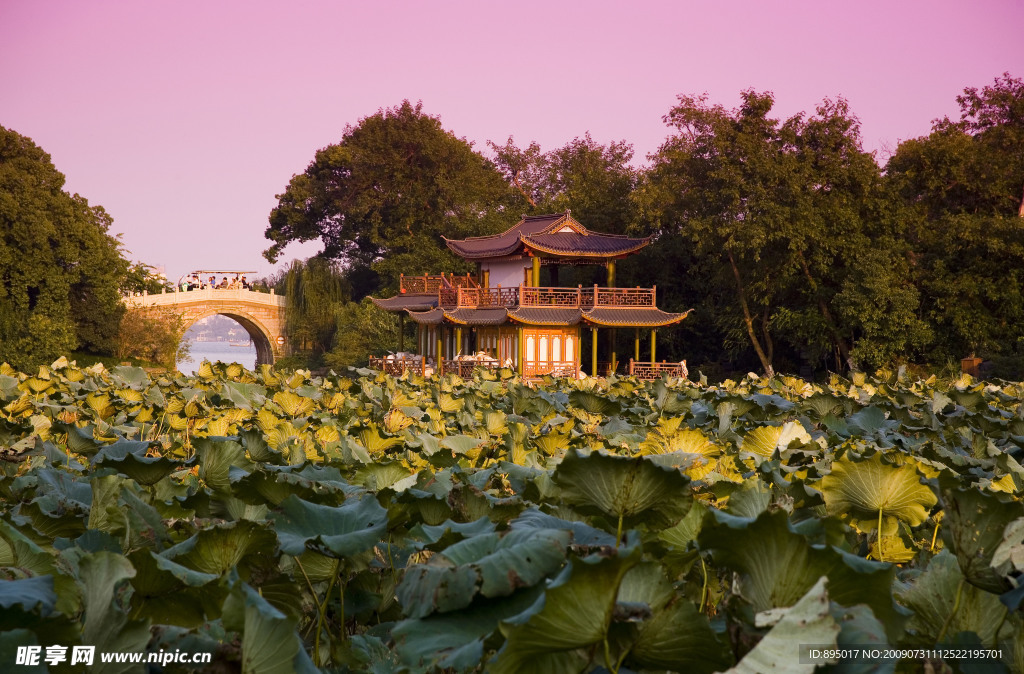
<box><xmin>456</xmin><ymin>286</ymin><xmax>519</xmax><ymax>308</ymax></box>
<box><xmin>518</xmin><ymin>284</ymin><xmax>656</xmax><ymax>308</ymax></box>
<box><xmin>400</xmin><ymin>273</ymin><xmax>478</xmax><ymax>295</ymax></box>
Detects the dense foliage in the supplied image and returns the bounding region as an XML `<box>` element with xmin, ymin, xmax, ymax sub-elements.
<box><xmin>1</xmin><ymin>359</ymin><xmax>1023</xmax><ymax>672</ymax></box>
<box><xmin>268</xmin><ymin>75</ymin><xmax>1024</xmax><ymax>378</ymax></box>
<box><xmin>0</xmin><ymin>127</ymin><xmax>132</xmax><ymax>370</ymax></box>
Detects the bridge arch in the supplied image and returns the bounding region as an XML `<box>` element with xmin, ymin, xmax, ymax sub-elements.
<box><xmin>186</xmin><ymin>309</ymin><xmax>276</xmax><ymax>366</ymax></box>
<box><xmin>124</xmin><ymin>287</ymin><xmax>289</xmax><ymax>367</ymax></box>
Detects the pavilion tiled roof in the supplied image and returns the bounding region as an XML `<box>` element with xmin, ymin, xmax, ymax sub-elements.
<box><xmin>582</xmin><ymin>307</ymin><xmax>692</xmax><ymax>327</ymax></box>
<box><xmin>444</xmin><ymin>211</ymin><xmax>649</xmax><ymax>260</ymax></box>
<box><xmin>507</xmin><ymin>307</ymin><xmax>583</xmax><ymax>326</ymax></box>
<box><xmin>405</xmin><ymin>308</ymin><xmax>446</xmax><ymax>324</ymax></box>
<box><xmin>371</xmin><ymin>294</ymin><xmax>438</xmax><ymax>312</ymax></box>
<box><xmin>443</xmin><ymin>308</ymin><xmax>509</xmax><ymax>326</ymax></box>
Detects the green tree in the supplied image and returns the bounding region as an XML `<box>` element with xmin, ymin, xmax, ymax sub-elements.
<box><xmin>641</xmin><ymin>91</ymin><xmax>926</xmax><ymax>375</ymax></box>
<box><xmin>324</xmin><ymin>298</ymin><xmax>398</xmax><ymax>369</ymax></box>
<box><xmin>489</xmin><ymin>133</ymin><xmax>638</xmax><ymax>234</ymax></box>
<box><xmin>264</xmin><ymin>101</ymin><xmax>512</xmax><ymax>295</ymax></box>
<box><xmin>886</xmin><ymin>73</ymin><xmax>1024</xmax><ymax>363</ymax></box>
<box><xmin>116</xmin><ymin>308</ymin><xmax>190</xmax><ymax>370</ymax></box>
<box><xmin>0</xmin><ymin>126</ymin><xmax>130</xmax><ymax>369</ymax></box>
<box><xmin>283</xmin><ymin>257</ymin><xmax>350</xmax><ymax>364</ymax></box>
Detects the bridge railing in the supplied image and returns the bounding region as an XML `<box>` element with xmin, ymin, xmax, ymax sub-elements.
<box><xmin>123</xmin><ymin>287</ymin><xmax>286</xmax><ymax>308</ymax></box>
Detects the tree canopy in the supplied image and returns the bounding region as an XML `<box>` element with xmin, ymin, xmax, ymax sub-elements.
<box><xmin>0</xmin><ymin>126</ymin><xmax>130</xmax><ymax>370</ymax></box>
<box><xmin>264</xmin><ymin>101</ymin><xmax>512</xmax><ymax>295</ymax></box>
<box><xmin>268</xmin><ymin>75</ymin><xmax>1024</xmax><ymax>379</ymax></box>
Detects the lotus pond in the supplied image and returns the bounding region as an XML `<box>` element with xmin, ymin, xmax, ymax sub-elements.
<box><xmin>0</xmin><ymin>358</ymin><xmax>1022</xmax><ymax>673</ymax></box>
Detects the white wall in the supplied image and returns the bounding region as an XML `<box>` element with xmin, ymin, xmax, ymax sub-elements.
<box><xmin>482</xmin><ymin>260</ymin><xmax>530</xmax><ymax>288</ymax></box>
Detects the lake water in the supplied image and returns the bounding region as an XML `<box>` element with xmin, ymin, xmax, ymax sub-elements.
<box><xmin>178</xmin><ymin>340</ymin><xmax>257</xmax><ymax>375</ymax></box>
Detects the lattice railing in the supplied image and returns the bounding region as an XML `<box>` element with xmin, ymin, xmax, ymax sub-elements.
<box><xmin>456</xmin><ymin>286</ymin><xmax>519</xmax><ymax>308</ymax></box>
<box><xmin>628</xmin><ymin>359</ymin><xmax>687</xmax><ymax>380</ymax></box>
<box><xmin>524</xmin><ymin>361</ymin><xmax>578</xmax><ymax>378</ymax></box>
<box><xmin>367</xmin><ymin>356</ymin><xmax>427</xmax><ymax>377</ymax></box>
<box><xmin>399</xmin><ymin>273</ymin><xmax>478</xmax><ymax>295</ymax></box>
<box><xmin>519</xmin><ymin>286</ymin><xmax>587</xmax><ymax>307</ymax></box>
<box><xmin>442</xmin><ymin>359</ymin><xmax>503</xmax><ymax>377</ymax></box>
<box><xmin>594</xmin><ymin>287</ymin><xmax>656</xmax><ymax>307</ymax></box>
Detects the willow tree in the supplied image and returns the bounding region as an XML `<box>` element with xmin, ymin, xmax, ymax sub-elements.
<box><xmin>283</xmin><ymin>258</ymin><xmax>350</xmax><ymax>360</ymax></box>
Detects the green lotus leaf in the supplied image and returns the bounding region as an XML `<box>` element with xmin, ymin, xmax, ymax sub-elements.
<box><xmin>53</xmin><ymin>421</ymin><xmax>103</xmax><ymax>456</ymax></box>
<box><xmin>0</xmin><ymin>575</ymin><xmax>55</xmax><ymax>614</ymax></box>
<box><xmin>942</xmin><ymin>485</ymin><xmax>1024</xmax><ymax>593</ymax></box>
<box><xmin>727</xmin><ymin>577</ymin><xmax>839</xmax><ymax>674</ymax></box>
<box><xmin>78</xmin><ymin>552</ymin><xmax>152</xmax><ymax>674</ymax></box>
<box><xmin>489</xmin><ymin>540</ymin><xmax>642</xmax><ymax>673</ymax></box>
<box><xmin>92</xmin><ymin>445</ymin><xmax>180</xmax><ymax>486</ymax></box>
<box><xmin>552</xmin><ymin>450</ymin><xmax>693</xmax><ymax>529</ymax></box>
<box><xmin>195</xmin><ymin>436</ymin><xmax>253</xmax><ymax>494</ymax></box>
<box><xmin>568</xmin><ymin>390</ymin><xmax>622</xmax><ymax>416</ymax></box>
<box><xmin>222</xmin><ymin>580</ymin><xmax>316</xmax><ymax>674</ymax></box>
<box><xmin>617</xmin><ymin>562</ymin><xmax>733</xmax><ymax>672</ymax></box>
<box><xmin>162</xmin><ymin>520</ymin><xmax>277</xmax><ymax>576</ymax></box>
<box><xmin>897</xmin><ymin>550</ymin><xmax>1011</xmax><ymax>646</ymax></box>
<box><xmin>353</xmin><ymin>460</ymin><xmax>418</xmax><ymax>491</ymax></box>
<box><xmin>272</xmin><ymin>494</ymin><xmax>386</xmax><ymax>559</ymax></box>
<box><xmin>699</xmin><ymin>509</ymin><xmax>906</xmax><ymax>639</ymax></box>
<box><xmin>510</xmin><ymin>508</ymin><xmax>617</xmax><ymax>548</ymax></box>
<box><xmin>393</xmin><ymin>585</ymin><xmax>544</xmax><ymax>672</ymax></box>
<box><xmin>820</xmin><ymin>453</ymin><xmax>937</xmax><ymax>534</ymax></box>
<box><xmin>127</xmin><ymin>550</ymin><xmax>224</xmax><ymax>627</ymax></box>
<box><xmin>441</xmin><ymin>434</ymin><xmax>486</xmax><ymax>455</ymax></box>
<box><xmin>398</xmin><ymin>528</ymin><xmax>570</xmax><ymax>619</ymax></box>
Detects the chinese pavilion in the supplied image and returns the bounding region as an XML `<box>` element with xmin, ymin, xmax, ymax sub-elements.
<box><xmin>370</xmin><ymin>211</ymin><xmax>690</xmax><ymax>378</ymax></box>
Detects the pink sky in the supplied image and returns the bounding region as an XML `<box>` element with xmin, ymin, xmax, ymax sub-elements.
<box><xmin>2</xmin><ymin>0</ymin><xmax>1022</xmax><ymax>284</ymax></box>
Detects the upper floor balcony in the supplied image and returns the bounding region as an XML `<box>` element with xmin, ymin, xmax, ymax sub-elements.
<box><xmin>398</xmin><ymin>274</ymin><xmax>658</xmax><ymax>310</ymax></box>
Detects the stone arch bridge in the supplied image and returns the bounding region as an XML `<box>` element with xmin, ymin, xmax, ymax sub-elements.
<box><xmin>124</xmin><ymin>287</ymin><xmax>289</xmax><ymax>365</ymax></box>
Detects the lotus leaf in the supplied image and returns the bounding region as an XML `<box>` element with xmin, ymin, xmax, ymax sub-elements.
<box><xmin>398</xmin><ymin>528</ymin><xmax>569</xmax><ymax>619</ymax></box>
<box><xmin>272</xmin><ymin>494</ymin><xmax>387</xmax><ymax>558</ymax></box>
<box><xmin>820</xmin><ymin>452</ymin><xmax>937</xmax><ymax>534</ymax></box>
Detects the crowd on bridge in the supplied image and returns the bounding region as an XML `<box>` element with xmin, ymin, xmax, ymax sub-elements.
<box><xmin>179</xmin><ymin>274</ymin><xmax>250</xmax><ymax>291</ymax></box>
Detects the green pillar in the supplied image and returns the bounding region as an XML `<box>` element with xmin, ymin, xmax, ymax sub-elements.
<box><xmin>591</xmin><ymin>327</ymin><xmax>598</xmax><ymax>377</ymax></box>
<box><xmin>398</xmin><ymin>314</ymin><xmax>405</xmax><ymax>352</ymax></box>
<box><xmin>531</xmin><ymin>256</ymin><xmax>540</xmax><ymax>287</ymax></box>
<box><xmin>606</xmin><ymin>260</ymin><xmax>616</xmax><ymax>287</ymax></box>
<box><xmin>634</xmin><ymin>328</ymin><xmax>640</xmax><ymax>362</ymax></box>
<box><xmin>650</xmin><ymin>329</ymin><xmax>657</xmax><ymax>363</ymax></box>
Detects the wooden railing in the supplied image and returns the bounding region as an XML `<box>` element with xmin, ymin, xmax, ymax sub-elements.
<box><xmin>442</xmin><ymin>359</ymin><xmax>504</xmax><ymax>377</ymax></box>
<box><xmin>368</xmin><ymin>355</ymin><xmax>427</xmax><ymax>377</ymax></box>
<box><xmin>524</xmin><ymin>361</ymin><xmax>578</xmax><ymax>378</ymax></box>
<box><xmin>518</xmin><ymin>284</ymin><xmax>656</xmax><ymax>308</ymax></box>
<box><xmin>456</xmin><ymin>286</ymin><xmax>519</xmax><ymax>308</ymax></box>
<box><xmin>399</xmin><ymin>273</ymin><xmax>478</xmax><ymax>295</ymax></box>
<box><xmin>594</xmin><ymin>287</ymin><xmax>655</xmax><ymax>307</ymax></box>
<box><xmin>628</xmin><ymin>359</ymin><xmax>687</xmax><ymax>380</ymax></box>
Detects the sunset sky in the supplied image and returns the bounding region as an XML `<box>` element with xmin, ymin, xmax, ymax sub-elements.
<box><xmin>2</xmin><ymin>0</ymin><xmax>1022</xmax><ymax>284</ymax></box>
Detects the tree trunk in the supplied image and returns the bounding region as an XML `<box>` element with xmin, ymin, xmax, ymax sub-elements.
<box><xmin>797</xmin><ymin>250</ymin><xmax>856</xmax><ymax>371</ymax></box>
<box><xmin>513</xmin><ymin>173</ymin><xmax>537</xmax><ymax>207</ymax></box>
<box><xmin>727</xmin><ymin>250</ymin><xmax>775</xmax><ymax>376</ymax></box>
<box><xmin>1018</xmin><ymin>180</ymin><xmax>1024</xmax><ymax>218</ymax></box>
